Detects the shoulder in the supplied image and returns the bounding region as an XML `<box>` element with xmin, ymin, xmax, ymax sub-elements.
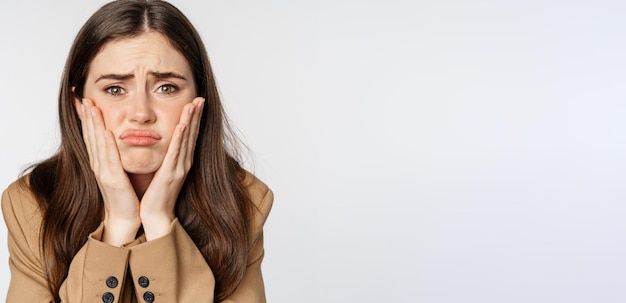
<box><xmin>242</xmin><ymin>171</ymin><xmax>273</xmax><ymax>224</ymax></box>
<box><xmin>2</xmin><ymin>175</ymin><xmax>44</xmax><ymax>254</ymax></box>
<box><xmin>2</xmin><ymin>175</ymin><xmax>42</xmax><ymax>221</ymax></box>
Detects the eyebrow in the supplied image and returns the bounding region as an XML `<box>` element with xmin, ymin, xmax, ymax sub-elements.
<box><xmin>94</xmin><ymin>71</ymin><xmax>187</xmax><ymax>83</ymax></box>
<box><xmin>95</xmin><ymin>73</ymin><xmax>133</xmax><ymax>83</ymax></box>
<box><xmin>151</xmin><ymin>72</ymin><xmax>187</xmax><ymax>80</ymax></box>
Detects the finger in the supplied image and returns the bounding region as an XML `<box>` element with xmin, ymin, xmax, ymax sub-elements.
<box><xmin>173</xmin><ymin>98</ymin><xmax>199</xmax><ymax>162</ymax></box>
<box><xmin>180</xmin><ymin>97</ymin><xmax>204</xmax><ymax>167</ymax></box>
<box><xmin>81</xmin><ymin>99</ymin><xmax>99</xmax><ymax>169</ymax></box>
<box><xmin>186</xmin><ymin>97</ymin><xmax>204</xmax><ymax>156</ymax></box>
<box><xmin>85</xmin><ymin>101</ymin><xmax>128</xmax><ymax>189</ymax></box>
<box><xmin>74</xmin><ymin>98</ymin><xmax>85</xmax><ymax>120</ymax></box>
<box><xmin>89</xmin><ymin>103</ymin><xmax>117</xmax><ymax>174</ymax></box>
<box><xmin>103</xmin><ymin>129</ymin><xmax>125</xmax><ymax>173</ymax></box>
<box><xmin>160</xmin><ymin>122</ymin><xmax>185</xmax><ymax>173</ymax></box>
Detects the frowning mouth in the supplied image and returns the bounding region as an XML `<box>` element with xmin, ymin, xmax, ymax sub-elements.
<box><xmin>119</xmin><ymin>130</ymin><xmax>162</xmax><ymax>146</ymax></box>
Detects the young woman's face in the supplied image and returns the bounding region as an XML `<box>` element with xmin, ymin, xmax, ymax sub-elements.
<box><xmin>81</xmin><ymin>32</ymin><xmax>196</xmax><ymax>175</ymax></box>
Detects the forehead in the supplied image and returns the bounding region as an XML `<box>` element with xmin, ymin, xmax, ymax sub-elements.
<box><xmin>88</xmin><ymin>32</ymin><xmax>192</xmax><ymax>76</ymax></box>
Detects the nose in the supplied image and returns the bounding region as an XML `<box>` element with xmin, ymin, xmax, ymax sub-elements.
<box><xmin>127</xmin><ymin>91</ymin><xmax>156</xmax><ymax>124</ymax></box>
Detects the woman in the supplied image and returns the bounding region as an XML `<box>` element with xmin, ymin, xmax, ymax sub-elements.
<box><xmin>1</xmin><ymin>0</ymin><xmax>273</xmax><ymax>302</ymax></box>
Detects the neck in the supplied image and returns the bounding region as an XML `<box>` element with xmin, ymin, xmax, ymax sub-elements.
<box><xmin>127</xmin><ymin>173</ymin><xmax>155</xmax><ymax>199</ymax></box>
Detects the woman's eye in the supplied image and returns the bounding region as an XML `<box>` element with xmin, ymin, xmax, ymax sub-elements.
<box><xmin>158</xmin><ymin>84</ymin><xmax>178</xmax><ymax>94</ymax></box>
<box><xmin>105</xmin><ymin>86</ymin><xmax>125</xmax><ymax>96</ymax></box>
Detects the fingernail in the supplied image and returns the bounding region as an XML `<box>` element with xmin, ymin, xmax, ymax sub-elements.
<box><xmin>188</xmin><ymin>104</ymin><xmax>195</xmax><ymax>115</ymax></box>
<box><xmin>91</xmin><ymin>107</ymin><xmax>96</xmax><ymax>117</ymax></box>
<box><xmin>180</xmin><ymin>124</ymin><xmax>187</xmax><ymax>133</ymax></box>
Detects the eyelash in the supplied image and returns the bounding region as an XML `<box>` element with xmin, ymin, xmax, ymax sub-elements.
<box><xmin>104</xmin><ymin>84</ymin><xmax>179</xmax><ymax>96</ymax></box>
<box><xmin>157</xmin><ymin>84</ymin><xmax>178</xmax><ymax>94</ymax></box>
<box><xmin>105</xmin><ymin>85</ymin><xmax>125</xmax><ymax>96</ymax></box>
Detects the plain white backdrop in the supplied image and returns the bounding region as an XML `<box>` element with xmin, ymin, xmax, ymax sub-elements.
<box><xmin>1</xmin><ymin>0</ymin><xmax>625</xmax><ymax>302</ymax></box>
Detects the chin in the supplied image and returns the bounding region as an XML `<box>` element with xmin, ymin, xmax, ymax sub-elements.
<box><xmin>121</xmin><ymin>160</ymin><xmax>162</xmax><ymax>175</ymax></box>
<box><xmin>120</xmin><ymin>150</ymin><xmax>165</xmax><ymax>175</ymax></box>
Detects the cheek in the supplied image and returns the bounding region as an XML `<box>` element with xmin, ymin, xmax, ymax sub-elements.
<box><xmin>159</xmin><ymin>104</ymin><xmax>186</xmax><ymax>127</ymax></box>
<box><xmin>97</xmin><ymin>106</ymin><xmax>125</xmax><ymax>129</ymax></box>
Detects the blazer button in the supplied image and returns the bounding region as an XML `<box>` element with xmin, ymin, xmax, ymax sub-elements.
<box><xmin>143</xmin><ymin>291</ymin><xmax>155</xmax><ymax>303</ymax></box>
<box><xmin>102</xmin><ymin>292</ymin><xmax>115</xmax><ymax>303</ymax></box>
<box><xmin>106</xmin><ymin>276</ymin><xmax>118</xmax><ymax>288</ymax></box>
<box><xmin>138</xmin><ymin>276</ymin><xmax>150</xmax><ymax>288</ymax></box>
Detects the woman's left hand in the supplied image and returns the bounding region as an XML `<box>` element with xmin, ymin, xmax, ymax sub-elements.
<box><xmin>139</xmin><ymin>97</ymin><xmax>205</xmax><ymax>240</ymax></box>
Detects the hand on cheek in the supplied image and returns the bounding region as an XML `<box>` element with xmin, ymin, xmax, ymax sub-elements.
<box><xmin>76</xmin><ymin>98</ymin><xmax>141</xmax><ymax>247</ymax></box>
<box><xmin>139</xmin><ymin>97</ymin><xmax>205</xmax><ymax>241</ymax></box>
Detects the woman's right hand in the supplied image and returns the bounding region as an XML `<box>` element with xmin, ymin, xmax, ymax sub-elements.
<box><xmin>77</xmin><ymin>98</ymin><xmax>141</xmax><ymax>246</ymax></box>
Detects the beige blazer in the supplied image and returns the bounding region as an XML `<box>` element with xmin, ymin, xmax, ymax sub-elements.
<box><xmin>2</xmin><ymin>173</ymin><xmax>273</xmax><ymax>303</ymax></box>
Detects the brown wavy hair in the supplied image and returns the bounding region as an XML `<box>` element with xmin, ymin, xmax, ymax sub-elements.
<box><xmin>26</xmin><ymin>0</ymin><xmax>251</xmax><ymax>301</ymax></box>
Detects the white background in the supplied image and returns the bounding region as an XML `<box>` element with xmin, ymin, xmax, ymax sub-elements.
<box><xmin>1</xmin><ymin>0</ymin><xmax>625</xmax><ymax>302</ymax></box>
